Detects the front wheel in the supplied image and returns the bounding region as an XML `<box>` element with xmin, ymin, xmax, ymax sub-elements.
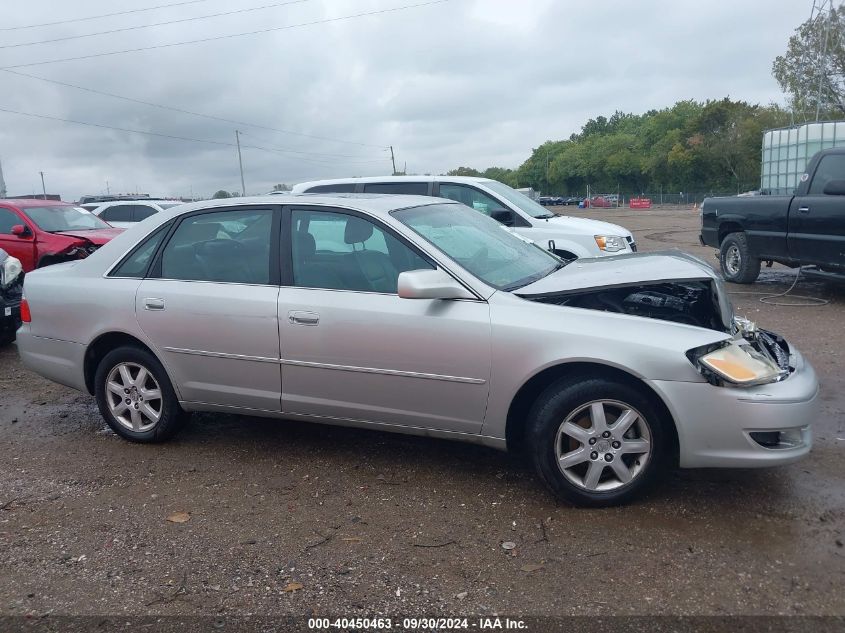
<box><xmin>528</xmin><ymin>377</ymin><xmax>669</xmax><ymax>507</ymax></box>
<box><xmin>720</xmin><ymin>232</ymin><xmax>760</xmax><ymax>284</ymax></box>
<box><xmin>94</xmin><ymin>346</ymin><xmax>188</xmax><ymax>442</ymax></box>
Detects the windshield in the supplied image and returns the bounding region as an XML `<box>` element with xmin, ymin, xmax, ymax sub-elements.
<box><xmin>25</xmin><ymin>206</ymin><xmax>112</xmax><ymax>232</ymax></box>
<box><xmin>392</xmin><ymin>203</ymin><xmax>563</xmax><ymax>290</ymax></box>
<box><xmin>482</xmin><ymin>180</ymin><xmax>555</xmax><ymax>218</ymax></box>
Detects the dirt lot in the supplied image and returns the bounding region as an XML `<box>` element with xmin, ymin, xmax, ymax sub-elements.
<box><xmin>1</xmin><ymin>205</ymin><xmax>844</xmax><ymax>622</ymax></box>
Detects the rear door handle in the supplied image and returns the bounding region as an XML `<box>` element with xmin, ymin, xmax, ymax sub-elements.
<box><xmin>143</xmin><ymin>298</ymin><xmax>165</xmax><ymax>311</ymax></box>
<box><xmin>798</xmin><ymin>206</ymin><xmax>810</xmax><ymax>214</ymax></box>
<box><xmin>288</xmin><ymin>310</ymin><xmax>319</xmax><ymax>325</ymax></box>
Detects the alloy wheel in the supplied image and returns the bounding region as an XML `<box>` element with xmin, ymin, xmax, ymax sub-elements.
<box><xmin>555</xmin><ymin>400</ymin><xmax>652</xmax><ymax>492</ymax></box>
<box><xmin>725</xmin><ymin>244</ymin><xmax>741</xmax><ymax>276</ymax></box>
<box><xmin>105</xmin><ymin>362</ymin><xmax>163</xmax><ymax>432</ymax></box>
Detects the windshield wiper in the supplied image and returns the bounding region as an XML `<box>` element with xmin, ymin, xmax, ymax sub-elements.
<box><xmin>503</xmin><ymin>261</ymin><xmax>568</xmax><ymax>292</ymax></box>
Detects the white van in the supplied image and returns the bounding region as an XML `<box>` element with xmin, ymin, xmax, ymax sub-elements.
<box><xmin>290</xmin><ymin>176</ymin><xmax>635</xmax><ymax>260</ymax></box>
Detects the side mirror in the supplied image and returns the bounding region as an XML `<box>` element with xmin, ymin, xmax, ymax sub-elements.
<box><xmin>490</xmin><ymin>209</ymin><xmax>514</xmax><ymax>226</ymax></box>
<box><xmin>398</xmin><ymin>269</ymin><xmax>475</xmax><ymax>300</ymax></box>
<box><xmin>822</xmin><ymin>179</ymin><xmax>845</xmax><ymax>195</ymax></box>
<box><xmin>11</xmin><ymin>224</ymin><xmax>31</xmax><ymax>238</ymax></box>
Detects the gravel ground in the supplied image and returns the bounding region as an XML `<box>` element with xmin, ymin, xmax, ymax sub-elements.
<box><xmin>0</xmin><ymin>205</ymin><xmax>843</xmax><ymax>622</ymax></box>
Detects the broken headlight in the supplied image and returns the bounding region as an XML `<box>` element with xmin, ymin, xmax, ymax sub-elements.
<box><xmin>594</xmin><ymin>235</ymin><xmax>627</xmax><ymax>252</ymax></box>
<box><xmin>687</xmin><ymin>339</ymin><xmax>787</xmax><ymax>387</ymax></box>
<box><xmin>0</xmin><ymin>255</ymin><xmax>23</xmax><ymax>289</ymax></box>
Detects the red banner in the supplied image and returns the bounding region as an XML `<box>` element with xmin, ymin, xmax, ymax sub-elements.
<box><xmin>629</xmin><ymin>197</ymin><xmax>652</xmax><ymax>209</ymax></box>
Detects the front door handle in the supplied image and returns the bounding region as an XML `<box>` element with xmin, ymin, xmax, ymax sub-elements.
<box><xmin>288</xmin><ymin>310</ymin><xmax>319</xmax><ymax>326</ymax></box>
<box><xmin>143</xmin><ymin>298</ymin><xmax>165</xmax><ymax>311</ymax></box>
<box><xmin>798</xmin><ymin>206</ymin><xmax>810</xmax><ymax>214</ymax></box>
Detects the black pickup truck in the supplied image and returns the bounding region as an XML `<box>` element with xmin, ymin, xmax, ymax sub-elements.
<box><xmin>701</xmin><ymin>148</ymin><xmax>845</xmax><ymax>283</ymax></box>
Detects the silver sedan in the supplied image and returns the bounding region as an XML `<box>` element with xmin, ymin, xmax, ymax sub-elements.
<box><xmin>16</xmin><ymin>195</ymin><xmax>817</xmax><ymax>506</ymax></box>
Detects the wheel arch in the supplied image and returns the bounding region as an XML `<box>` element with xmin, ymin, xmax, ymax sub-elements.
<box><xmin>504</xmin><ymin>361</ymin><xmax>679</xmax><ymax>463</ymax></box>
<box><xmin>84</xmin><ymin>331</ymin><xmax>167</xmax><ymax>395</ymax></box>
<box><xmin>717</xmin><ymin>222</ymin><xmax>744</xmax><ymax>244</ymax></box>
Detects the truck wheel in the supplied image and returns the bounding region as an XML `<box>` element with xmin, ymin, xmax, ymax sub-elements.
<box><xmin>94</xmin><ymin>345</ymin><xmax>189</xmax><ymax>443</ymax></box>
<box><xmin>720</xmin><ymin>232</ymin><xmax>760</xmax><ymax>284</ymax></box>
<box><xmin>527</xmin><ymin>376</ymin><xmax>669</xmax><ymax>507</ymax></box>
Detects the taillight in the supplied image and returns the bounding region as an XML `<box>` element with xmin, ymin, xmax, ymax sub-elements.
<box><xmin>20</xmin><ymin>298</ymin><xmax>31</xmax><ymax>323</ymax></box>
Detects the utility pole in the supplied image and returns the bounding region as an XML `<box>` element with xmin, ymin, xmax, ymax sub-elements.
<box><xmin>106</xmin><ymin>180</ymin><xmax>110</xmax><ymax>195</ymax></box>
<box><xmin>0</xmin><ymin>157</ymin><xmax>6</xmax><ymax>198</ymax></box>
<box><xmin>39</xmin><ymin>171</ymin><xmax>46</xmax><ymax>199</ymax></box>
<box><xmin>390</xmin><ymin>145</ymin><xmax>397</xmax><ymax>175</ymax></box>
<box><xmin>235</xmin><ymin>130</ymin><xmax>246</xmax><ymax>196</ymax></box>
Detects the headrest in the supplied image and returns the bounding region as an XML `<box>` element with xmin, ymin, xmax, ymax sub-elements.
<box><xmin>182</xmin><ymin>222</ymin><xmax>220</xmax><ymax>243</ymax></box>
<box><xmin>294</xmin><ymin>230</ymin><xmax>316</xmax><ymax>258</ymax></box>
<box><xmin>344</xmin><ymin>217</ymin><xmax>374</xmax><ymax>244</ymax></box>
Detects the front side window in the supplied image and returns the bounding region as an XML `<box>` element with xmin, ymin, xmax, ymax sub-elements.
<box><xmin>393</xmin><ymin>203</ymin><xmax>562</xmax><ymax>290</ymax></box>
<box><xmin>25</xmin><ymin>206</ymin><xmax>112</xmax><ymax>231</ymax></box>
<box><xmin>482</xmin><ymin>180</ymin><xmax>555</xmax><ymax>218</ymax></box>
<box><xmin>159</xmin><ymin>209</ymin><xmax>272</xmax><ymax>284</ymax></box>
<box><xmin>291</xmin><ymin>209</ymin><xmax>431</xmax><ymax>293</ymax></box>
<box><xmin>100</xmin><ymin>205</ymin><xmax>134</xmax><ymax>222</ymax></box>
<box><xmin>808</xmin><ymin>154</ymin><xmax>845</xmax><ymax>194</ymax></box>
<box><xmin>439</xmin><ymin>184</ymin><xmax>505</xmax><ymax>216</ymax></box>
<box><xmin>362</xmin><ymin>182</ymin><xmax>428</xmax><ymax>195</ymax></box>
<box><xmin>0</xmin><ymin>208</ymin><xmax>22</xmax><ymax>234</ymax></box>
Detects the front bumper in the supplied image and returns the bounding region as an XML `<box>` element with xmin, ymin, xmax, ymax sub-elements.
<box><xmin>651</xmin><ymin>349</ymin><xmax>817</xmax><ymax>468</ymax></box>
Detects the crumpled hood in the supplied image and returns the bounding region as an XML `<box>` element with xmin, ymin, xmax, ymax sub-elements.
<box><xmin>54</xmin><ymin>228</ymin><xmax>124</xmax><ymax>244</ymax></box>
<box><xmin>517</xmin><ymin>250</ymin><xmax>733</xmax><ymax>330</ymax></box>
<box><xmin>542</xmin><ymin>214</ymin><xmax>633</xmax><ymax>238</ymax></box>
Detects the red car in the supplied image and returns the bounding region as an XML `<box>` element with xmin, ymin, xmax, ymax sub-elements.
<box><xmin>0</xmin><ymin>199</ymin><xmax>123</xmax><ymax>272</ymax></box>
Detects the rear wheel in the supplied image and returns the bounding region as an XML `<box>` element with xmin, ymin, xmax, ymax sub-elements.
<box><xmin>528</xmin><ymin>377</ymin><xmax>669</xmax><ymax>507</ymax></box>
<box><xmin>720</xmin><ymin>232</ymin><xmax>760</xmax><ymax>284</ymax></box>
<box><xmin>94</xmin><ymin>346</ymin><xmax>188</xmax><ymax>442</ymax></box>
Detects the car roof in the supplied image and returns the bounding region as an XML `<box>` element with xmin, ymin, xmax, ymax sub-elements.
<box><xmin>293</xmin><ymin>175</ymin><xmax>496</xmax><ymax>190</ymax></box>
<box><xmin>0</xmin><ymin>198</ymin><xmax>73</xmax><ymax>209</ymax></box>
<box><xmin>161</xmin><ymin>193</ymin><xmax>455</xmax><ymax>221</ymax></box>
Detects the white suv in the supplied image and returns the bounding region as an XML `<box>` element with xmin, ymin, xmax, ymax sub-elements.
<box><xmin>90</xmin><ymin>200</ymin><xmax>184</xmax><ymax>229</ymax></box>
<box><xmin>290</xmin><ymin>176</ymin><xmax>635</xmax><ymax>259</ymax></box>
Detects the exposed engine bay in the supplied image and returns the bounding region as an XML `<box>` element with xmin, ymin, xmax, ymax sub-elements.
<box><xmin>525</xmin><ymin>280</ymin><xmax>728</xmax><ymax>332</ymax></box>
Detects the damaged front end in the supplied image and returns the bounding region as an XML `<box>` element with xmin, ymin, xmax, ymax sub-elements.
<box><xmin>0</xmin><ymin>249</ymin><xmax>24</xmax><ymax>344</ymax></box>
<box><xmin>518</xmin><ymin>266</ymin><xmax>791</xmax><ymax>388</ymax></box>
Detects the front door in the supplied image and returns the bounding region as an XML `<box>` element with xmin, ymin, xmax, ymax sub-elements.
<box><xmin>789</xmin><ymin>152</ymin><xmax>845</xmax><ymax>268</ymax></box>
<box><xmin>0</xmin><ymin>207</ymin><xmax>36</xmax><ymax>271</ymax></box>
<box><xmin>278</xmin><ymin>206</ymin><xmax>491</xmax><ymax>434</ymax></box>
<box><xmin>136</xmin><ymin>205</ymin><xmax>283</xmax><ymax>411</ymax></box>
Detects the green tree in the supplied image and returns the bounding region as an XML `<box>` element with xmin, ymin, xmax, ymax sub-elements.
<box><xmin>446</xmin><ymin>167</ymin><xmax>482</xmax><ymax>177</ymax></box>
<box><xmin>773</xmin><ymin>4</ymin><xmax>845</xmax><ymax>119</ymax></box>
<box><xmin>212</xmin><ymin>190</ymin><xmax>232</xmax><ymax>199</ymax></box>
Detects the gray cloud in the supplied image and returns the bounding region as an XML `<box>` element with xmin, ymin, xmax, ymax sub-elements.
<box><xmin>0</xmin><ymin>0</ymin><xmax>808</xmax><ymax>200</ymax></box>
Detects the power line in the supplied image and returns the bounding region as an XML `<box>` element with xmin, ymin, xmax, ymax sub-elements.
<box><xmin>0</xmin><ymin>0</ymin><xmax>215</xmax><ymax>31</ymax></box>
<box><xmin>0</xmin><ymin>0</ymin><xmax>311</xmax><ymax>50</ymax></box>
<box><xmin>0</xmin><ymin>106</ymin><xmax>391</xmax><ymax>166</ymax></box>
<box><xmin>1</xmin><ymin>68</ymin><xmax>388</xmax><ymax>149</ymax></box>
<box><xmin>0</xmin><ymin>0</ymin><xmax>452</xmax><ymax>69</ymax></box>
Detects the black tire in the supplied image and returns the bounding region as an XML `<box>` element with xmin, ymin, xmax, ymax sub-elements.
<box><xmin>527</xmin><ymin>376</ymin><xmax>670</xmax><ymax>507</ymax></box>
<box><xmin>94</xmin><ymin>345</ymin><xmax>188</xmax><ymax>443</ymax></box>
<box><xmin>719</xmin><ymin>232</ymin><xmax>760</xmax><ymax>284</ymax></box>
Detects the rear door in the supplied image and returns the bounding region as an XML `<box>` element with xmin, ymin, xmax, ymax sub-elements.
<box><xmin>789</xmin><ymin>153</ymin><xmax>845</xmax><ymax>268</ymax></box>
<box><xmin>135</xmin><ymin>205</ymin><xmax>283</xmax><ymax>411</ymax></box>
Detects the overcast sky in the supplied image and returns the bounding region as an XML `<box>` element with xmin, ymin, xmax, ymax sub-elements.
<box><xmin>0</xmin><ymin>0</ymin><xmax>810</xmax><ymax>200</ymax></box>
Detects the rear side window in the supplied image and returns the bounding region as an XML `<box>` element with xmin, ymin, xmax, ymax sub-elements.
<box><xmin>159</xmin><ymin>209</ymin><xmax>273</xmax><ymax>284</ymax></box>
<box><xmin>133</xmin><ymin>205</ymin><xmax>158</xmax><ymax>221</ymax></box>
<box><xmin>305</xmin><ymin>183</ymin><xmax>357</xmax><ymax>193</ymax></box>
<box><xmin>100</xmin><ymin>205</ymin><xmax>134</xmax><ymax>222</ymax></box>
<box><xmin>110</xmin><ymin>225</ymin><xmax>169</xmax><ymax>278</ymax></box>
<box><xmin>362</xmin><ymin>182</ymin><xmax>428</xmax><ymax>195</ymax></box>
<box><xmin>808</xmin><ymin>154</ymin><xmax>845</xmax><ymax>194</ymax></box>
